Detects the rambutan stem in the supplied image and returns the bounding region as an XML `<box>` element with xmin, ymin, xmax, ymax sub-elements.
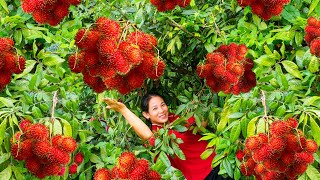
<box><xmin>51</xmin><ymin>91</ymin><xmax>58</xmax><ymax>137</ymax></box>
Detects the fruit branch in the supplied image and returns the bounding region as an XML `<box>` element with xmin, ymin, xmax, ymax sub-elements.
<box><xmin>261</xmin><ymin>90</ymin><xmax>268</xmax><ymax>121</ymax></box>
<box><xmin>51</xmin><ymin>91</ymin><xmax>58</xmax><ymax>123</ymax></box>
<box><xmin>166</xmin><ymin>18</ymin><xmax>204</xmax><ymax>43</ymax></box>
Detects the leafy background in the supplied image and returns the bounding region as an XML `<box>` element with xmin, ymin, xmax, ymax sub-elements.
<box><xmin>0</xmin><ymin>0</ymin><xmax>320</xmax><ymax>179</ymax></box>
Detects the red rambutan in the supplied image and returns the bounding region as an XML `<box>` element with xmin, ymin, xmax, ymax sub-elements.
<box><xmin>0</xmin><ymin>37</ymin><xmax>14</xmax><ymax>52</ymax></box>
<box><xmin>11</xmin><ymin>143</ymin><xmax>24</xmax><ymax>160</ymax></box>
<box><xmin>270</xmin><ymin>120</ymin><xmax>291</xmax><ymax>137</ymax></box>
<box><xmin>295</xmin><ymin>152</ymin><xmax>314</xmax><ymax>164</ymax></box>
<box><xmin>127</xmin><ymin>31</ymin><xmax>157</xmax><ymax>52</ymax></box>
<box><xmin>280</xmin><ymin>152</ymin><xmax>295</xmax><ymax>165</ymax></box>
<box><xmin>94</xmin><ymin>168</ymin><xmax>112</xmax><ymax>180</ymax></box>
<box><xmin>0</xmin><ymin>72</ymin><xmax>12</xmax><ymax>87</ymax></box>
<box><xmin>148</xmin><ymin>170</ymin><xmax>161</xmax><ymax>180</ymax></box>
<box><xmin>19</xmin><ymin>119</ymin><xmax>32</xmax><ymax>132</ymax></box>
<box><xmin>310</xmin><ymin>38</ymin><xmax>320</xmax><ymax>57</ymax></box>
<box><xmin>245</xmin><ymin>136</ymin><xmax>261</xmax><ymax>151</ymax></box>
<box><xmin>43</xmin><ymin>163</ymin><xmax>61</xmax><ymax>176</ymax></box>
<box><xmin>53</xmin><ymin>3</ymin><xmax>70</xmax><ymax>19</ymax></box>
<box><xmin>83</xmin><ymin>51</ymin><xmax>99</xmax><ymax>67</ymax></box>
<box><xmin>197</xmin><ymin>64</ymin><xmax>214</xmax><ymax>78</ymax></box>
<box><xmin>13</xmin><ymin>56</ymin><xmax>26</xmax><ymax>74</ymax></box>
<box><xmin>176</xmin><ymin>0</ymin><xmax>191</xmax><ymax>8</ymax></box>
<box><xmin>98</xmin><ymin>38</ymin><xmax>117</xmax><ymax>57</ymax></box>
<box><xmin>69</xmin><ymin>163</ymin><xmax>78</xmax><ymax>174</ymax></box>
<box><xmin>25</xmin><ymin>158</ymin><xmax>42</xmax><ymax>174</ymax></box>
<box><xmin>206</xmin><ymin>52</ymin><xmax>225</xmax><ymax>65</ymax></box>
<box><xmin>305</xmin><ymin>139</ymin><xmax>318</xmax><ymax>153</ymax></box>
<box><xmin>99</xmin><ymin>65</ymin><xmax>117</xmax><ymax>79</ymax></box>
<box><xmin>74</xmin><ymin>152</ymin><xmax>84</xmax><ymax>164</ymax></box>
<box><xmin>33</xmin><ymin>141</ymin><xmax>52</xmax><ymax>158</ymax></box>
<box><xmin>122</xmin><ymin>44</ymin><xmax>143</xmax><ymax>66</ymax></box>
<box><xmin>118</xmin><ymin>152</ymin><xmax>136</xmax><ymax>172</ymax></box>
<box><xmin>60</xmin><ymin>136</ymin><xmax>77</xmax><ymax>153</ymax></box>
<box><xmin>68</xmin><ymin>52</ymin><xmax>86</xmax><ymax>73</ymax></box>
<box><xmin>126</xmin><ymin>69</ymin><xmax>145</xmax><ymax>90</ymax></box>
<box><xmin>95</xmin><ymin>17</ymin><xmax>121</xmax><ymax>40</ymax></box>
<box><xmin>32</xmin><ymin>10</ymin><xmax>50</xmax><ymax>24</ymax></box>
<box><xmin>25</xmin><ymin>123</ymin><xmax>49</xmax><ymax>141</ymax></box>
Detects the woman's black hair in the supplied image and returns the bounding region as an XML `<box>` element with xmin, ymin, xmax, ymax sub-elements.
<box><xmin>140</xmin><ymin>92</ymin><xmax>164</xmax><ymax>113</ymax></box>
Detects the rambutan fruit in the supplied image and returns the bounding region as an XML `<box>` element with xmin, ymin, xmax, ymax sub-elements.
<box><xmin>285</xmin><ymin>133</ymin><xmax>302</xmax><ymax>151</ymax></box>
<box><xmin>226</xmin><ymin>43</ymin><xmax>238</xmax><ymax>59</ymax></box>
<box><xmin>83</xmin><ymin>51</ymin><xmax>99</xmax><ymax>67</ymax></box>
<box><xmin>127</xmin><ymin>31</ymin><xmax>157</xmax><ymax>52</ymax></box>
<box><xmin>244</xmin><ymin>58</ymin><xmax>254</xmax><ymax>70</ymax></box>
<box><xmin>295</xmin><ymin>152</ymin><xmax>314</xmax><ymax>164</ymax></box>
<box><xmin>123</xmin><ymin>45</ymin><xmax>143</xmax><ymax>66</ymax></box>
<box><xmin>212</xmin><ymin>64</ymin><xmax>226</xmax><ymax>77</ymax></box>
<box><xmin>310</xmin><ymin>38</ymin><xmax>320</xmax><ymax>57</ymax></box>
<box><xmin>0</xmin><ymin>72</ymin><xmax>12</xmax><ymax>87</ymax></box>
<box><xmin>21</xmin><ymin>0</ymin><xmax>38</xmax><ymax>13</ymax></box>
<box><xmin>226</xmin><ymin>63</ymin><xmax>245</xmax><ymax>76</ymax></box>
<box><xmin>32</xmin><ymin>10</ymin><xmax>50</xmax><ymax>24</ymax></box>
<box><xmin>156</xmin><ymin>4</ymin><xmax>167</xmax><ymax>12</ymax></box>
<box><xmin>270</xmin><ymin>120</ymin><xmax>291</xmax><ymax>137</ymax></box>
<box><xmin>176</xmin><ymin>0</ymin><xmax>191</xmax><ymax>8</ymax></box>
<box><xmin>286</xmin><ymin>118</ymin><xmax>298</xmax><ymax>129</ymax></box>
<box><xmin>35</xmin><ymin>169</ymin><xmax>46</xmax><ymax>179</ymax></box>
<box><xmin>60</xmin><ymin>136</ymin><xmax>77</xmax><ymax>153</ymax></box>
<box><xmin>74</xmin><ymin>152</ymin><xmax>84</xmax><ymax>164</ymax></box>
<box><xmin>112</xmin><ymin>166</ymin><xmax>128</xmax><ymax>179</ymax></box>
<box><xmin>33</xmin><ymin>141</ymin><xmax>52</xmax><ymax>158</ymax></box>
<box><xmin>305</xmin><ymin>139</ymin><xmax>318</xmax><ymax>153</ymax></box>
<box><xmin>148</xmin><ymin>170</ymin><xmax>161</xmax><ymax>180</ymax></box>
<box><xmin>268</xmin><ymin>5</ymin><xmax>284</xmax><ymax>16</ymax></box>
<box><xmin>83</xmin><ymin>70</ymin><xmax>100</xmax><ymax>87</ymax></box>
<box><xmin>44</xmin><ymin>163</ymin><xmax>61</xmax><ymax>176</ymax></box>
<box><xmin>2</xmin><ymin>52</ymin><xmax>18</xmax><ymax>72</ymax></box>
<box><xmin>235</xmin><ymin>150</ymin><xmax>245</xmax><ymax>160</ymax></box>
<box><xmin>10</xmin><ymin>131</ymin><xmax>22</xmax><ymax>144</ymax></box>
<box><xmin>197</xmin><ymin>64</ymin><xmax>214</xmax><ymax>78</ymax></box>
<box><xmin>307</xmin><ymin>17</ymin><xmax>318</xmax><ymax>27</ymax></box>
<box><xmin>150</xmin><ymin>0</ymin><xmax>162</xmax><ymax>6</ymax></box>
<box><xmin>129</xmin><ymin>167</ymin><xmax>148</xmax><ymax>180</ymax></box>
<box><xmin>52</xmin><ymin>134</ymin><xmax>63</xmax><ymax>147</ymax></box>
<box><xmin>257</xmin><ymin>133</ymin><xmax>268</xmax><ymax>144</ymax></box>
<box><xmin>269</xmin><ymin>137</ymin><xmax>286</xmax><ymax>153</ymax></box>
<box><xmin>0</xmin><ymin>37</ymin><xmax>14</xmax><ymax>52</ymax></box>
<box><xmin>134</xmin><ymin>158</ymin><xmax>150</xmax><ymax>172</ymax></box>
<box><xmin>87</xmin><ymin>65</ymin><xmax>100</xmax><ymax>77</ymax></box>
<box><xmin>240</xmin><ymin>163</ymin><xmax>253</xmax><ymax>176</ymax></box>
<box><xmin>99</xmin><ymin>65</ymin><xmax>116</xmax><ymax>79</ymax></box>
<box><xmin>280</xmin><ymin>152</ymin><xmax>295</xmax><ymax>165</ymax></box>
<box><xmin>231</xmin><ymin>84</ymin><xmax>241</xmax><ymax>95</ymax></box>
<box><xmin>116</xmin><ymin>83</ymin><xmax>131</xmax><ymax>95</ymax></box>
<box><xmin>126</xmin><ymin>69</ymin><xmax>145</xmax><ymax>90</ymax></box>
<box><xmin>104</xmin><ymin>75</ymin><xmax>125</xmax><ymax>89</ymax></box>
<box><xmin>92</xmin><ymin>79</ymin><xmax>106</xmax><ymax>93</ymax></box>
<box><xmin>118</xmin><ymin>152</ymin><xmax>136</xmax><ymax>172</ymax></box>
<box><xmin>13</xmin><ymin>56</ymin><xmax>26</xmax><ymax>74</ymax></box>
<box><xmin>47</xmin><ymin>147</ymin><xmax>70</xmax><ymax>165</ymax></box>
<box><xmin>292</xmin><ymin>162</ymin><xmax>308</xmax><ymax>175</ymax></box>
<box><xmin>25</xmin><ymin>158</ymin><xmax>42</xmax><ymax>174</ymax></box>
<box><xmin>69</xmin><ymin>163</ymin><xmax>78</xmax><ymax>174</ymax></box>
<box><xmin>94</xmin><ymin>168</ymin><xmax>112</xmax><ymax>180</ymax></box>
<box><xmin>237</xmin><ymin>44</ymin><xmax>247</xmax><ymax>59</ymax></box>
<box><xmin>206</xmin><ymin>52</ymin><xmax>225</xmax><ymax>65</ymax></box>
<box><xmin>164</xmin><ymin>0</ymin><xmax>177</xmax><ymax>11</ymax></box>
<box><xmin>68</xmin><ymin>52</ymin><xmax>85</xmax><ymax>73</ymax></box>
<box><xmin>11</xmin><ymin>143</ymin><xmax>24</xmax><ymax>160</ymax></box>
<box><xmin>148</xmin><ymin>60</ymin><xmax>166</xmax><ymax>80</ymax></box>
<box><xmin>98</xmin><ymin>38</ymin><xmax>117</xmax><ymax>57</ymax></box>
<box><xmin>254</xmin><ymin>163</ymin><xmax>266</xmax><ymax>175</ymax></box>
<box><xmin>53</xmin><ymin>3</ymin><xmax>70</xmax><ymax>19</ymax></box>
<box><xmin>245</xmin><ymin>136</ymin><xmax>261</xmax><ymax>151</ymax></box>
<box><xmin>20</xmin><ymin>139</ymin><xmax>34</xmax><ymax>160</ymax></box>
<box><xmin>66</xmin><ymin>0</ymin><xmax>81</xmax><ymax>5</ymax></box>
<box><xmin>263</xmin><ymin>171</ymin><xmax>282</xmax><ymax>180</ymax></box>
<box><xmin>251</xmin><ymin>2</ymin><xmax>265</xmax><ymax>17</ymax></box>
<box><xmin>263</xmin><ymin>159</ymin><xmax>279</xmax><ymax>170</ymax></box>
<box><xmin>109</xmin><ymin>50</ymin><xmax>130</xmax><ymax>75</ymax></box>
<box><xmin>206</xmin><ymin>78</ymin><xmax>218</xmax><ymax>92</ymax></box>
<box><xmin>58</xmin><ymin>166</ymin><xmax>66</xmax><ymax>176</ymax></box>
<box><xmin>19</xmin><ymin>119</ymin><xmax>32</xmax><ymax>132</ymax></box>
<box><xmin>95</xmin><ymin>17</ymin><xmax>121</xmax><ymax>40</ymax></box>
<box><xmin>25</xmin><ymin>123</ymin><xmax>49</xmax><ymax>141</ymax></box>
<box><xmin>252</xmin><ymin>144</ymin><xmax>272</xmax><ymax>162</ymax></box>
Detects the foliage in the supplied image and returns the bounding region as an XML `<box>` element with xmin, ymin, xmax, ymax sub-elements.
<box><xmin>0</xmin><ymin>0</ymin><xmax>320</xmax><ymax>179</ymax></box>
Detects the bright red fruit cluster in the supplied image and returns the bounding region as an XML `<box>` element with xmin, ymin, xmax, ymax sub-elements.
<box><xmin>0</xmin><ymin>37</ymin><xmax>26</xmax><ymax>91</ymax></box>
<box><xmin>68</xmin><ymin>152</ymin><xmax>84</xmax><ymax>174</ymax></box>
<box><xmin>237</xmin><ymin>0</ymin><xmax>290</xmax><ymax>20</ymax></box>
<box><xmin>69</xmin><ymin>17</ymin><xmax>165</xmax><ymax>94</ymax></box>
<box><xmin>305</xmin><ymin>17</ymin><xmax>320</xmax><ymax>57</ymax></box>
<box><xmin>11</xmin><ymin>119</ymin><xmax>77</xmax><ymax>179</ymax></box>
<box><xmin>21</xmin><ymin>0</ymin><xmax>81</xmax><ymax>26</ymax></box>
<box><xmin>93</xmin><ymin>151</ymin><xmax>161</xmax><ymax>180</ymax></box>
<box><xmin>197</xmin><ymin>43</ymin><xmax>256</xmax><ymax>95</ymax></box>
<box><xmin>150</xmin><ymin>0</ymin><xmax>191</xmax><ymax>12</ymax></box>
<box><xmin>240</xmin><ymin>118</ymin><xmax>318</xmax><ymax>180</ymax></box>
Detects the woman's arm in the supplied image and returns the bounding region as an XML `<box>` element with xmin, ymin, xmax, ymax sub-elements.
<box><xmin>103</xmin><ymin>98</ymin><xmax>153</xmax><ymax>141</ymax></box>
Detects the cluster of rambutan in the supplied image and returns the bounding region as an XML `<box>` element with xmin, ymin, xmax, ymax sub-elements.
<box><xmin>69</xmin><ymin>152</ymin><xmax>84</xmax><ymax>174</ymax></box>
<box><xmin>93</xmin><ymin>151</ymin><xmax>161</xmax><ymax>180</ymax></box>
<box><xmin>21</xmin><ymin>0</ymin><xmax>81</xmax><ymax>26</ymax></box>
<box><xmin>240</xmin><ymin>118</ymin><xmax>318</xmax><ymax>180</ymax></box>
<box><xmin>69</xmin><ymin>17</ymin><xmax>165</xmax><ymax>94</ymax></box>
<box><xmin>237</xmin><ymin>0</ymin><xmax>290</xmax><ymax>20</ymax></box>
<box><xmin>11</xmin><ymin>119</ymin><xmax>78</xmax><ymax>179</ymax></box>
<box><xmin>150</xmin><ymin>0</ymin><xmax>191</xmax><ymax>12</ymax></box>
<box><xmin>0</xmin><ymin>37</ymin><xmax>26</xmax><ymax>91</ymax></box>
<box><xmin>196</xmin><ymin>43</ymin><xmax>256</xmax><ymax>95</ymax></box>
<box><xmin>305</xmin><ymin>17</ymin><xmax>320</xmax><ymax>57</ymax></box>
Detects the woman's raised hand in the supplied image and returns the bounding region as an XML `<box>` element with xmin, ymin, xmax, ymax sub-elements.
<box><xmin>103</xmin><ymin>98</ymin><xmax>126</xmax><ymax>113</ymax></box>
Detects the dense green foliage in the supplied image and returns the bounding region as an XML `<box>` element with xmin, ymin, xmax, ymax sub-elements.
<box><xmin>0</xmin><ymin>0</ymin><xmax>320</xmax><ymax>179</ymax></box>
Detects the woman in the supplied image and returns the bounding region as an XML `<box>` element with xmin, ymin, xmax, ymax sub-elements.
<box><xmin>103</xmin><ymin>92</ymin><xmax>232</xmax><ymax>180</ymax></box>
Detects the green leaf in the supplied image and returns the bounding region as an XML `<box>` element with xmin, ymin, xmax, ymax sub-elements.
<box><xmin>42</xmin><ymin>54</ymin><xmax>65</xmax><ymax>66</ymax></box>
<box><xmin>0</xmin><ymin>97</ymin><xmax>14</xmax><ymax>107</ymax></box>
<box><xmin>60</xmin><ymin>118</ymin><xmax>73</xmax><ymax>137</ymax></box>
<box><xmin>0</xmin><ymin>119</ymin><xmax>7</xmax><ymax>146</ymax></box>
<box><xmin>12</xmin><ymin>166</ymin><xmax>24</xmax><ymax>180</ymax></box>
<box><xmin>31</xmin><ymin>106</ymin><xmax>42</xmax><ymax>118</ymax></box>
<box><xmin>177</xmin><ymin>96</ymin><xmax>189</xmax><ymax>103</ymax></box>
<box><xmin>200</xmin><ymin>149</ymin><xmax>214</xmax><ymax>160</ymax></box>
<box><xmin>228</xmin><ymin>112</ymin><xmax>244</xmax><ymax>119</ymax></box>
<box><xmin>0</xmin><ymin>0</ymin><xmax>8</xmax><ymax>14</ymax></box>
<box><xmin>90</xmin><ymin>154</ymin><xmax>103</xmax><ymax>163</ymax></box>
<box><xmin>230</xmin><ymin>122</ymin><xmax>241</xmax><ymax>143</ymax></box>
<box><xmin>217</xmin><ymin>106</ymin><xmax>230</xmax><ymax>133</ymax></box>
<box><xmin>282</xmin><ymin>60</ymin><xmax>303</xmax><ymax>80</ymax></box>
<box><xmin>173</xmin><ymin>125</ymin><xmax>187</xmax><ymax>132</ymax></box>
<box><xmin>171</xmin><ymin>142</ymin><xmax>185</xmax><ymax>160</ymax></box>
<box><xmin>53</xmin><ymin>120</ymin><xmax>63</xmax><ymax>135</ymax></box>
<box><xmin>256</xmin><ymin>118</ymin><xmax>266</xmax><ymax>134</ymax></box>
<box><xmin>158</xmin><ymin>151</ymin><xmax>171</xmax><ymax>167</ymax></box>
<box><xmin>308</xmin><ymin>0</ymin><xmax>320</xmax><ymax>15</ymax></box>
<box><xmin>310</xmin><ymin>117</ymin><xmax>320</xmax><ymax>145</ymax></box>
<box><xmin>308</xmin><ymin>56</ymin><xmax>319</xmax><ymax>73</ymax></box>
<box><xmin>303</xmin><ymin>96</ymin><xmax>320</xmax><ymax>106</ymax></box>
<box><xmin>0</xmin><ymin>153</ymin><xmax>10</xmax><ymax>164</ymax></box>
<box><xmin>254</xmin><ymin>55</ymin><xmax>275</xmax><ymax>66</ymax></box>
<box><xmin>14</xmin><ymin>30</ymin><xmax>22</xmax><ymax>45</ymax></box>
<box><xmin>247</xmin><ymin>117</ymin><xmax>259</xmax><ymax>137</ymax></box>
<box><xmin>0</xmin><ymin>165</ymin><xmax>12</xmax><ymax>179</ymax></box>
<box><xmin>306</xmin><ymin>165</ymin><xmax>320</xmax><ymax>180</ymax></box>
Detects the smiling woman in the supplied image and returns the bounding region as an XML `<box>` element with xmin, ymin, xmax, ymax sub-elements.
<box><xmin>103</xmin><ymin>92</ymin><xmax>233</xmax><ymax>180</ymax></box>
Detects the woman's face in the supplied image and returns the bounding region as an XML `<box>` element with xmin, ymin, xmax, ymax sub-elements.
<box><xmin>143</xmin><ymin>96</ymin><xmax>169</xmax><ymax>125</ymax></box>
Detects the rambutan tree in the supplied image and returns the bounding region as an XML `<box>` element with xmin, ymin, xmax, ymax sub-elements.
<box><xmin>0</xmin><ymin>0</ymin><xmax>320</xmax><ymax>179</ymax></box>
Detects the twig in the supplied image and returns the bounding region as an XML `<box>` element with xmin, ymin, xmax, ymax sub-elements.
<box><xmin>51</xmin><ymin>91</ymin><xmax>58</xmax><ymax>124</ymax></box>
